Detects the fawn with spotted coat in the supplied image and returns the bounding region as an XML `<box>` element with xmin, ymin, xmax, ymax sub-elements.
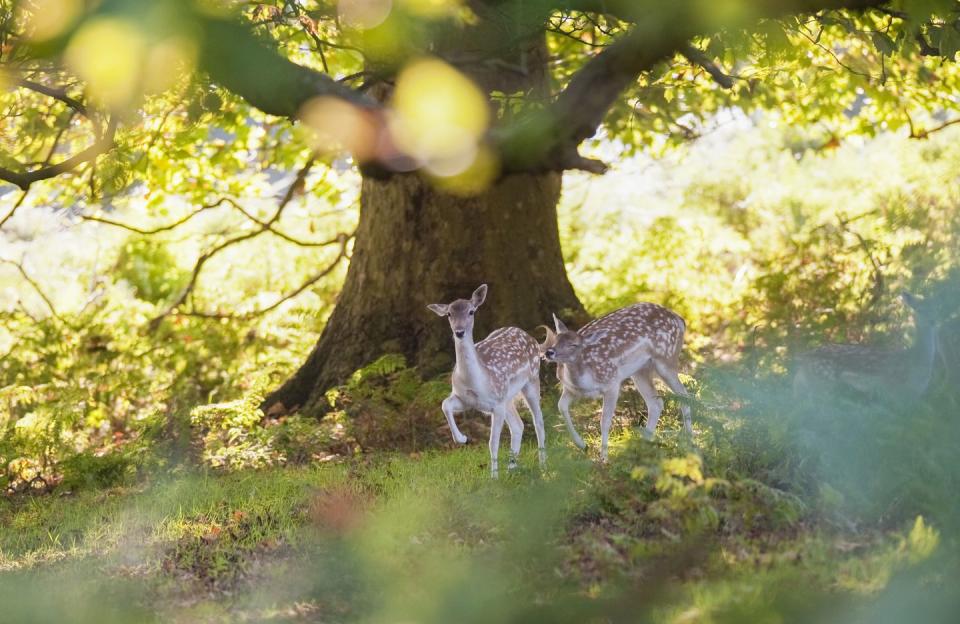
<box><xmin>541</xmin><ymin>303</ymin><xmax>693</xmax><ymax>460</ymax></box>
<box><xmin>428</xmin><ymin>284</ymin><xmax>545</xmax><ymax>477</ymax></box>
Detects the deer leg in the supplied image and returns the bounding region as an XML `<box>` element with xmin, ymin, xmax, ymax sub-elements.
<box><xmin>599</xmin><ymin>386</ymin><xmax>620</xmax><ymax>462</ymax></box>
<box><xmin>520</xmin><ymin>379</ymin><xmax>546</xmax><ymax>466</ymax></box>
<box><xmin>631</xmin><ymin>373</ymin><xmax>663</xmax><ymax>440</ymax></box>
<box><xmin>505</xmin><ymin>402</ymin><xmax>524</xmax><ymax>470</ymax></box>
<box><xmin>489</xmin><ymin>406</ymin><xmax>507</xmax><ymax>478</ymax></box>
<box><xmin>653</xmin><ymin>361</ymin><xmax>693</xmax><ymax>435</ymax></box>
<box><xmin>558</xmin><ymin>388</ymin><xmax>586</xmax><ymax>450</ymax></box>
<box><xmin>441</xmin><ymin>394</ymin><xmax>468</xmax><ymax>444</ymax></box>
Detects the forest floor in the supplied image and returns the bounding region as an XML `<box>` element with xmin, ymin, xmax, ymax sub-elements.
<box><xmin>0</xmin><ymin>401</ymin><xmax>931</xmax><ymax>624</ymax></box>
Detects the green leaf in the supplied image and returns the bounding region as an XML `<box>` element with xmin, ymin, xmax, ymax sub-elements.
<box><xmin>939</xmin><ymin>23</ymin><xmax>960</xmax><ymax>60</ymax></box>
<box><xmin>871</xmin><ymin>31</ymin><xmax>897</xmax><ymax>56</ymax></box>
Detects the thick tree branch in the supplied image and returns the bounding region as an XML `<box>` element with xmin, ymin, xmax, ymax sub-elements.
<box><xmin>0</xmin><ymin>0</ymin><xmax>907</xmax><ymax>187</ymax></box>
<box><xmin>498</xmin><ymin>0</ymin><xmax>885</xmax><ymax>173</ymax></box>
<box><xmin>0</xmin><ymin>118</ymin><xmax>117</xmax><ymax>191</ymax></box>
<box><xmin>497</xmin><ymin>22</ymin><xmax>667</xmax><ymax>172</ymax></box>
<box><xmin>550</xmin><ymin>0</ymin><xmax>883</xmax><ymax>22</ymax></box>
<box><xmin>680</xmin><ymin>44</ymin><xmax>735</xmax><ymax>89</ymax></box>
<box><xmin>11</xmin><ymin>76</ymin><xmax>90</xmax><ymax>118</ymax></box>
<box><xmin>197</xmin><ymin>17</ymin><xmax>378</xmax><ymax>118</ymax></box>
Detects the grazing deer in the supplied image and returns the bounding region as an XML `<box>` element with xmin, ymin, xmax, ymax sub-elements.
<box><xmin>793</xmin><ymin>292</ymin><xmax>941</xmax><ymax>400</ymax></box>
<box><xmin>541</xmin><ymin>303</ymin><xmax>693</xmax><ymax>461</ymax></box>
<box><xmin>427</xmin><ymin>284</ymin><xmax>545</xmax><ymax>477</ymax></box>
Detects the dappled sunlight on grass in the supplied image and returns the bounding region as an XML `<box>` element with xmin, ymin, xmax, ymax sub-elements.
<box><xmin>2</xmin><ymin>82</ymin><xmax>959</xmax><ymax>624</ymax></box>
<box><xmin>1</xmin><ymin>389</ymin><xmax>955</xmax><ymax>622</ymax></box>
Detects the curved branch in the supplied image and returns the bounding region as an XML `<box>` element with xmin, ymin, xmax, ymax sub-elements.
<box><xmin>0</xmin><ymin>190</ymin><xmax>29</xmax><ymax>230</ymax></box>
<box><xmin>497</xmin><ymin>23</ymin><xmax>659</xmax><ymax>172</ymax></box>
<box><xmin>147</xmin><ymin>228</ymin><xmax>273</xmax><ymax>330</ymax></box>
<box><xmin>0</xmin><ymin>258</ymin><xmax>74</xmax><ymax>328</ymax></box>
<box><xmin>80</xmin><ymin>203</ymin><xmax>218</xmax><ymax>235</ymax></box>
<box><xmin>179</xmin><ymin>233</ymin><xmax>352</xmax><ymax>321</ymax></box>
<box><xmin>909</xmin><ymin>117</ymin><xmax>960</xmax><ymax>139</ymax></box>
<box><xmin>11</xmin><ymin>76</ymin><xmax>91</xmax><ymax>118</ymax></box>
<box><xmin>0</xmin><ymin>118</ymin><xmax>117</xmax><ymax>191</ymax></box>
<box><xmin>680</xmin><ymin>44</ymin><xmax>735</xmax><ymax>89</ymax></box>
<box><xmin>146</xmin><ymin>158</ymin><xmax>317</xmax><ymax>329</ymax></box>
<box><xmin>197</xmin><ymin>17</ymin><xmax>378</xmax><ymax>118</ymax></box>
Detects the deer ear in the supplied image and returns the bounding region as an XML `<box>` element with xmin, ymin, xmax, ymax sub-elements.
<box><xmin>471</xmin><ymin>284</ymin><xmax>488</xmax><ymax>307</ymax></box>
<box><xmin>552</xmin><ymin>313</ymin><xmax>569</xmax><ymax>333</ymax></box>
<box><xmin>536</xmin><ymin>325</ymin><xmax>556</xmax><ymax>348</ymax></box>
<box><xmin>427</xmin><ymin>303</ymin><xmax>449</xmax><ymax>317</ymax></box>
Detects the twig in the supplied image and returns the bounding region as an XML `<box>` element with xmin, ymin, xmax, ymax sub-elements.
<box><xmin>909</xmin><ymin>117</ymin><xmax>960</xmax><ymax>139</ymax></box>
<box><xmin>546</xmin><ymin>24</ymin><xmax>612</xmax><ymax>48</ymax></box>
<box><xmin>211</xmin><ymin>197</ymin><xmax>351</xmax><ymax>247</ymax></box>
<box><xmin>42</xmin><ymin>111</ymin><xmax>76</xmax><ymax>166</ymax></box>
<box><xmin>794</xmin><ymin>28</ymin><xmax>873</xmax><ymax>79</ymax></box>
<box><xmin>80</xmin><ymin>203</ymin><xmax>219</xmax><ymax>235</ymax></box>
<box><xmin>837</xmin><ymin>214</ymin><xmax>884</xmax><ymax>311</ymax></box>
<box><xmin>179</xmin><ymin>233</ymin><xmax>352</xmax><ymax>320</ymax></box>
<box><xmin>0</xmin><ymin>258</ymin><xmax>75</xmax><ymax>328</ymax></box>
<box><xmin>0</xmin><ymin>189</ymin><xmax>29</xmax><ymax>229</ymax></box>
<box><xmin>147</xmin><ymin>157</ymin><xmax>316</xmax><ymax>329</ymax></box>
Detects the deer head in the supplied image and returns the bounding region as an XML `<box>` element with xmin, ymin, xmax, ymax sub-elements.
<box><xmin>427</xmin><ymin>284</ymin><xmax>487</xmax><ymax>341</ymax></box>
<box><xmin>540</xmin><ymin>313</ymin><xmax>601</xmax><ymax>363</ymax></box>
<box><xmin>537</xmin><ymin>325</ymin><xmax>556</xmax><ymax>359</ymax></box>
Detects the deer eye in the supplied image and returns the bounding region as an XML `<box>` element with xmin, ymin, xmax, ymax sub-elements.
<box><xmin>468</xmin><ymin>309</ymin><xmax>475</xmax><ymax>316</ymax></box>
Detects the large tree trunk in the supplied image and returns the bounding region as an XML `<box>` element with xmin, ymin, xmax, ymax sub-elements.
<box><xmin>263</xmin><ymin>3</ymin><xmax>589</xmax><ymax>415</ymax></box>
<box><xmin>264</xmin><ymin>171</ymin><xmax>586</xmax><ymax>414</ymax></box>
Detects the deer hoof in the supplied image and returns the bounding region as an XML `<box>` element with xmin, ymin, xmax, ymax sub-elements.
<box><xmin>454</xmin><ymin>433</ymin><xmax>468</xmax><ymax>445</ymax></box>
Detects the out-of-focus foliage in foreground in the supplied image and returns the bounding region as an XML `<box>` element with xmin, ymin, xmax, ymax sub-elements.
<box><xmin>2</xmin><ymin>121</ymin><xmax>960</xmax><ymax>621</ymax></box>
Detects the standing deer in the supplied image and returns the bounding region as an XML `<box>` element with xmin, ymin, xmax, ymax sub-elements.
<box><xmin>541</xmin><ymin>303</ymin><xmax>693</xmax><ymax>461</ymax></box>
<box><xmin>427</xmin><ymin>284</ymin><xmax>546</xmax><ymax>477</ymax></box>
<box><xmin>793</xmin><ymin>292</ymin><xmax>941</xmax><ymax>400</ymax></box>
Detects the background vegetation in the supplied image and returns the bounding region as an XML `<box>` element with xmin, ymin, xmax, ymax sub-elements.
<box><xmin>3</xmin><ymin>118</ymin><xmax>959</xmax><ymax>621</ymax></box>
<box><xmin>3</xmin><ymin>0</ymin><xmax>960</xmax><ymax>621</ymax></box>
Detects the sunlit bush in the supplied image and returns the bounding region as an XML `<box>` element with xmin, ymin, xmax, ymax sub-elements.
<box><xmin>115</xmin><ymin>237</ymin><xmax>190</xmax><ymax>304</ymax></box>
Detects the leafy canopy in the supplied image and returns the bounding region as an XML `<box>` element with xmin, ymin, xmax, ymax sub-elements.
<box><xmin>1</xmin><ymin>0</ymin><xmax>959</xmax><ymax>206</ymax></box>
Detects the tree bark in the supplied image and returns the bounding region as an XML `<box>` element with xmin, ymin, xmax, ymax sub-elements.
<box><xmin>263</xmin><ymin>3</ymin><xmax>591</xmax><ymax>415</ymax></box>
<box><xmin>264</xmin><ymin>171</ymin><xmax>586</xmax><ymax>414</ymax></box>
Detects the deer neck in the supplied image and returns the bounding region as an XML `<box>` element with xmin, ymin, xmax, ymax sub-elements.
<box><xmin>453</xmin><ymin>334</ymin><xmax>487</xmax><ymax>387</ymax></box>
<box><xmin>557</xmin><ymin>354</ymin><xmax>591</xmax><ymax>388</ymax></box>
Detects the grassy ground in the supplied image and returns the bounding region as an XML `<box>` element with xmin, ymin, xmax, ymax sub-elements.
<box><xmin>0</xmin><ymin>399</ymin><xmax>935</xmax><ymax>624</ymax></box>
